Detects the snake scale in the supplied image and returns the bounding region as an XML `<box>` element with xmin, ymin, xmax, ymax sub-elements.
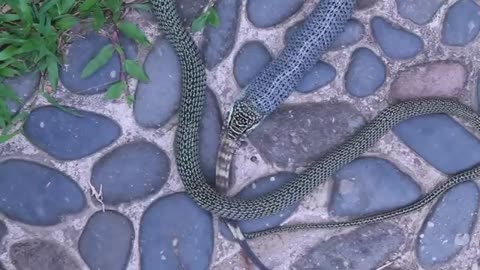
<box><xmin>151</xmin><ymin>0</ymin><xmax>480</xmax><ymax>241</ymax></box>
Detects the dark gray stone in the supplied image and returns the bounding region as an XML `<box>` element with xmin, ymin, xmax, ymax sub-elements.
<box><xmin>220</xmin><ymin>172</ymin><xmax>299</xmax><ymax>240</ymax></box>
<box><xmin>394</xmin><ymin>114</ymin><xmax>480</xmax><ymax>174</ymax></box>
<box><xmin>296</xmin><ymin>61</ymin><xmax>336</xmax><ymax>93</ymax></box>
<box><xmin>417</xmin><ymin>182</ymin><xmax>479</xmax><ymax>267</ymax></box>
<box><xmin>396</xmin><ymin>0</ymin><xmax>446</xmax><ymax>25</ymax></box>
<box><xmin>60</xmin><ymin>31</ymin><xmax>137</xmax><ymax>95</ymax></box>
<box><xmin>345</xmin><ymin>47</ymin><xmax>386</xmax><ymax>97</ymax></box>
<box><xmin>330</xmin><ymin>157</ymin><xmax>422</xmax><ymax>217</ymax></box>
<box><xmin>2</xmin><ymin>72</ymin><xmax>40</xmax><ymax>114</ymax></box>
<box><xmin>233</xmin><ymin>41</ymin><xmax>272</xmax><ymax>88</ymax></box>
<box><xmin>0</xmin><ymin>159</ymin><xmax>85</xmax><ymax>226</ymax></box>
<box><xmin>23</xmin><ymin>105</ymin><xmax>121</xmax><ymax>160</ymax></box>
<box><xmin>441</xmin><ymin>0</ymin><xmax>480</xmax><ymax>46</ymax></box>
<box><xmin>293</xmin><ymin>223</ymin><xmax>405</xmax><ymax>270</ymax></box>
<box><xmin>285</xmin><ymin>19</ymin><xmax>364</xmax><ymax>51</ymax></box>
<box><xmin>203</xmin><ymin>0</ymin><xmax>241</xmax><ymax>69</ymax></box>
<box><xmin>79</xmin><ymin>210</ymin><xmax>134</xmax><ymax>270</ymax></box>
<box><xmin>357</xmin><ymin>0</ymin><xmax>378</xmax><ymax>9</ymax></box>
<box><xmin>200</xmin><ymin>89</ymin><xmax>222</xmax><ymax>185</ymax></box>
<box><xmin>177</xmin><ymin>0</ymin><xmax>209</xmax><ymax>25</ymax></box>
<box><xmin>0</xmin><ymin>262</ymin><xmax>4</xmax><ymax>270</ymax></box>
<box><xmin>371</xmin><ymin>16</ymin><xmax>423</xmax><ymax>59</ymax></box>
<box><xmin>91</xmin><ymin>141</ymin><xmax>170</xmax><ymax>205</ymax></box>
<box><xmin>140</xmin><ymin>192</ymin><xmax>213</xmax><ymax>270</ymax></box>
<box><xmin>247</xmin><ymin>0</ymin><xmax>304</xmax><ymax>28</ymax></box>
<box><xmin>134</xmin><ymin>37</ymin><xmax>181</xmax><ymax>128</ymax></box>
<box><xmin>10</xmin><ymin>239</ymin><xmax>81</xmax><ymax>270</ymax></box>
<box><xmin>0</xmin><ymin>221</ymin><xmax>6</xmax><ymax>241</ymax></box>
<box><xmin>248</xmin><ymin>102</ymin><xmax>365</xmax><ymax>168</ymax></box>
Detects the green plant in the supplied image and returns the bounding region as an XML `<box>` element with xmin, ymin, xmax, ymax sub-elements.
<box><xmin>0</xmin><ymin>0</ymin><xmax>151</xmax><ymax>143</ymax></box>
<box><xmin>191</xmin><ymin>7</ymin><xmax>220</xmax><ymax>32</ymax></box>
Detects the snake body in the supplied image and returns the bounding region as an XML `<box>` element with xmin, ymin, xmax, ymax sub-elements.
<box><xmin>151</xmin><ymin>0</ymin><xmax>480</xmax><ymax>240</ymax></box>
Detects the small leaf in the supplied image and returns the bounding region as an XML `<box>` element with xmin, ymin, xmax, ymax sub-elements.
<box><xmin>117</xmin><ymin>21</ymin><xmax>149</xmax><ymax>45</ymax></box>
<box><xmin>104</xmin><ymin>0</ymin><xmax>121</xmax><ymax>22</ymax></box>
<box><xmin>124</xmin><ymin>59</ymin><xmax>149</xmax><ymax>82</ymax></box>
<box><xmin>207</xmin><ymin>9</ymin><xmax>220</xmax><ymax>27</ymax></box>
<box><xmin>11</xmin><ymin>111</ymin><xmax>29</xmax><ymax>124</ymax></box>
<box><xmin>0</xmin><ymin>46</ymin><xmax>20</xmax><ymax>61</ymax></box>
<box><xmin>105</xmin><ymin>81</ymin><xmax>125</xmax><ymax>100</ymax></box>
<box><xmin>42</xmin><ymin>92</ymin><xmax>83</xmax><ymax>116</ymax></box>
<box><xmin>59</xmin><ymin>0</ymin><xmax>76</xmax><ymax>14</ymax></box>
<box><xmin>47</xmin><ymin>57</ymin><xmax>59</xmax><ymax>91</ymax></box>
<box><xmin>0</xmin><ymin>67</ymin><xmax>20</xmax><ymax>77</ymax></box>
<box><xmin>79</xmin><ymin>0</ymin><xmax>97</xmax><ymax>12</ymax></box>
<box><xmin>54</xmin><ymin>15</ymin><xmax>79</xmax><ymax>31</ymax></box>
<box><xmin>0</xmin><ymin>83</ymin><xmax>21</xmax><ymax>103</ymax></box>
<box><xmin>92</xmin><ymin>6</ymin><xmax>105</xmax><ymax>30</ymax></box>
<box><xmin>126</xmin><ymin>94</ymin><xmax>135</xmax><ymax>106</ymax></box>
<box><xmin>0</xmin><ymin>130</ymin><xmax>20</xmax><ymax>143</ymax></box>
<box><xmin>39</xmin><ymin>0</ymin><xmax>60</xmax><ymax>15</ymax></box>
<box><xmin>0</xmin><ymin>14</ymin><xmax>20</xmax><ymax>22</ymax></box>
<box><xmin>191</xmin><ymin>14</ymin><xmax>208</xmax><ymax>32</ymax></box>
<box><xmin>131</xmin><ymin>3</ymin><xmax>152</xmax><ymax>12</ymax></box>
<box><xmin>81</xmin><ymin>44</ymin><xmax>114</xmax><ymax>78</ymax></box>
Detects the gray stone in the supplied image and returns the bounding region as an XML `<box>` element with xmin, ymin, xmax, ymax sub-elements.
<box><xmin>134</xmin><ymin>37</ymin><xmax>181</xmax><ymax>128</ymax></box>
<box><xmin>233</xmin><ymin>41</ymin><xmax>272</xmax><ymax>88</ymax></box>
<box><xmin>23</xmin><ymin>105</ymin><xmax>121</xmax><ymax>160</ymax></box>
<box><xmin>247</xmin><ymin>0</ymin><xmax>304</xmax><ymax>28</ymax></box>
<box><xmin>79</xmin><ymin>210</ymin><xmax>134</xmax><ymax>270</ymax></box>
<box><xmin>10</xmin><ymin>239</ymin><xmax>81</xmax><ymax>270</ymax></box>
<box><xmin>248</xmin><ymin>102</ymin><xmax>365</xmax><ymax>168</ymax></box>
<box><xmin>202</xmin><ymin>0</ymin><xmax>241</xmax><ymax>69</ymax></box>
<box><xmin>91</xmin><ymin>141</ymin><xmax>170</xmax><ymax>205</ymax></box>
<box><xmin>200</xmin><ymin>89</ymin><xmax>223</xmax><ymax>185</ymax></box>
<box><xmin>2</xmin><ymin>72</ymin><xmax>40</xmax><ymax>114</ymax></box>
<box><xmin>0</xmin><ymin>159</ymin><xmax>85</xmax><ymax>226</ymax></box>
<box><xmin>140</xmin><ymin>192</ymin><xmax>213</xmax><ymax>270</ymax></box>
<box><xmin>293</xmin><ymin>223</ymin><xmax>405</xmax><ymax>270</ymax></box>
<box><xmin>296</xmin><ymin>61</ymin><xmax>336</xmax><ymax>93</ymax></box>
<box><xmin>371</xmin><ymin>16</ymin><xmax>424</xmax><ymax>59</ymax></box>
<box><xmin>220</xmin><ymin>172</ymin><xmax>299</xmax><ymax>240</ymax></box>
<box><xmin>285</xmin><ymin>19</ymin><xmax>364</xmax><ymax>51</ymax></box>
<box><xmin>394</xmin><ymin>114</ymin><xmax>480</xmax><ymax>174</ymax></box>
<box><xmin>357</xmin><ymin>0</ymin><xmax>378</xmax><ymax>9</ymax></box>
<box><xmin>345</xmin><ymin>47</ymin><xmax>386</xmax><ymax>97</ymax></box>
<box><xmin>177</xmin><ymin>0</ymin><xmax>208</xmax><ymax>25</ymax></box>
<box><xmin>396</xmin><ymin>0</ymin><xmax>446</xmax><ymax>25</ymax></box>
<box><xmin>390</xmin><ymin>61</ymin><xmax>466</xmax><ymax>100</ymax></box>
<box><xmin>330</xmin><ymin>157</ymin><xmax>422</xmax><ymax>217</ymax></box>
<box><xmin>441</xmin><ymin>0</ymin><xmax>480</xmax><ymax>46</ymax></box>
<box><xmin>60</xmin><ymin>31</ymin><xmax>137</xmax><ymax>95</ymax></box>
<box><xmin>417</xmin><ymin>182</ymin><xmax>479</xmax><ymax>267</ymax></box>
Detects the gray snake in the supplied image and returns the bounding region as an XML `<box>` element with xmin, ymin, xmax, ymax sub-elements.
<box><xmin>150</xmin><ymin>0</ymin><xmax>480</xmax><ymax>241</ymax></box>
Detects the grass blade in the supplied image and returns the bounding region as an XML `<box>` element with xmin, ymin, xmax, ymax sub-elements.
<box><xmin>105</xmin><ymin>81</ymin><xmax>125</xmax><ymax>100</ymax></box>
<box><xmin>80</xmin><ymin>44</ymin><xmax>114</xmax><ymax>78</ymax></box>
<box><xmin>124</xmin><ymin>59</ymin><xmax>149</xmax><ymax>82</ymax></box>
<box><xmin>117</xmin><ymin>21</ymin><xmax>149</xmax><ymax>45</ymax></box>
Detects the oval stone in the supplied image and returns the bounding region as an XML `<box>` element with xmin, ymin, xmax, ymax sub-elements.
<box><xmin>330</xmin><ymin>157</ymin><xmax>421</xmax><ymax>217</ymax></box>
<box><xmin>140</xmin><ymin>192</ymin><xmax>213</xmax><ymax>270</ymax></box>
<box><xmin>345</xmin><ymin>47</ymin><xmax>386</xmax><ymax>97</ymax></box>
<box><xmin>91</xmin><ymin>141</ymin><xmax>170</xmax><ymax>205</ymax></box>
<box><xmin>296</xmin><ymin>61</ymin><xmax>336</xmax><ymax>93</ymax></box>
<box><xmin>247</xmin><ymin>0</ymin><xmax>304</xmax><ymax>28</ymax></box>
<box><xmin>23</xmin><ymin>106</ymin><xmax>121</xmax><ymax>160</ymax></box>
<box><xmin>417</xmin><ymin>182</ymin><xmax>479</xmax><ymax>267</ymax></box>
<box><xmin>396</xmin><ymin>0</ymin><xmax>446</xmax><ymax>25</ymax></box>
<box><xmin>233</xmin><ymin>41</ymin><xmax>272</xmax><ymax>88</ymax></box>
<box><xmin>79</xmin><ymin>210</ymin><xmax>134</xmax><ymax>270</ymax></box>
<box><xmin>441</xmin><ymin>0</ymin><xmax>480</xmax><ymax>46</ymax></box>
<box><xmin>134</xmin><ymin>37</ymin><xmax>181</xmax><ymax>128</ymax></box>
<box><xmin>3</xmin><ymin>72</ymin><xmax>40</xmax><ymax>115</ymax></box>
<box><xmin>371</xmin><ymin>16</ymin><xmax>424</xmax><ymax>59</ymax></box>
<box><xmin>0</xmin><ymin>159</ymin><xmax>85</xmax><ymax>226</ymax></box>
<box><xmin>10</xmin><ymin>239</ymin><xmax>81</xmax><ymax>270</ymax></box>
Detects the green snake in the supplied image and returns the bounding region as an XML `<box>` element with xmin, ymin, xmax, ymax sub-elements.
<box><xmin>150</xmin><ymin>0</ymin><xmax>480</xmax><ymax>242</ymax></box>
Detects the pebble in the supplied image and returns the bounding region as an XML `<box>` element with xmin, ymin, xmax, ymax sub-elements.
<box><xmin>233</xmin><ymin>41</ymin><xmax>272</xmax><ymax>88</ymax></box>
<box><xmin>296</xmin><ymin>61</ymin><xmax>336</xmax><ymax>93</ymax></box>
<box><xmin>10</xmin><ymin>239</ymin><xmax>80</xmax><ymax>269</ymax></box>
<box><xmin>2</xmin><ymin>72</ymin><xmax>40</xmax><ymax>114</ymax></box>
<box><xmin>396</xmin><ymin>0</ymin><xmax>446</xmax><ymax>25</ymax></box>
<box><xmin>345</xmin><ymin>47</ymin><xmax>386</xmax><ymax>97</ymax></box>
<box><xmin>441</xmin><ymin>0</ymin><xmax>480</xmax><ymax>46</ymax></box>
<box><xmin>247</xmin><ymin>0</ymin><xmax>304</xmax><ymax>28</ymax></box>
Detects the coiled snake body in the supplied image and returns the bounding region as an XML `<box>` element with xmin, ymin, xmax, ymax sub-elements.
<box><xmin>151</xmin><ymin>0</ymin><xmax>480</xmax><ymax>241</ymax></box>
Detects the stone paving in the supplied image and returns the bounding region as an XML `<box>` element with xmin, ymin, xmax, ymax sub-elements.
<box><xmin>2</xmin><ymin>0</ymin><xmax>480</xmax><ymax>269</ymax></box>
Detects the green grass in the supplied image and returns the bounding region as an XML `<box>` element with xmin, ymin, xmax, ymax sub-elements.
<box><xmin>0</xmin><ymin>0</ymin><xmax>151</xmax><ymax>143</ymax></box>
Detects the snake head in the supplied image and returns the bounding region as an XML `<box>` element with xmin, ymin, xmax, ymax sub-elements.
<box><xmin>225</xmin><ymin>100</ymin><xmax>263</xmax><ymax>141</ymax></box>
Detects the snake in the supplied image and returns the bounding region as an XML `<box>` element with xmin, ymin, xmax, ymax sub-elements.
<box><xmin>150</xmin><ymin>0</ymin><xmax>480</xmax><ymax>242</ymax></box>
